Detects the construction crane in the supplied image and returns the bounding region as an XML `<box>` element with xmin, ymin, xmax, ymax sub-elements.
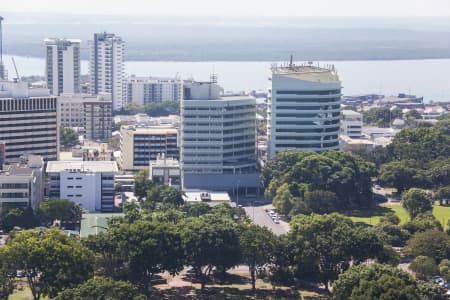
<box><xmin>11</xmin><ymin>57</ymin><xmax>20</xmax><ymax>82</ymax></box>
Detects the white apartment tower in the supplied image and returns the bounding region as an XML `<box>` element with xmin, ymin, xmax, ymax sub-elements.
<box><xmin>126</xmin><ymin>76</ymin><xmax>183</xmax><ymax>105</ymax></box>
<box><xmin>89</xmin><ymin>32</ymin><xmax>125</xmax><ymax>111</ymax></box>
<box><xmin>181</xmin><ymin>81</ymin><xmax>260</xmax><ymax>193</ymax></box>
<box><xmin>45</xmin><ymin>38</ymin><xmax>81</xmax><ymax>95</ymax></box>
<box><xmin>268</xmin><ymin>63</ymin><xmax>342</xmax><ymax>158</ymax></box>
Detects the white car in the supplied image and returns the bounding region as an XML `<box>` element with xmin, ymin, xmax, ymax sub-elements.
<box><xmin>273</xmin><ymin>218</ymin><xmax>280</xmax><ymax>224</ymax></box>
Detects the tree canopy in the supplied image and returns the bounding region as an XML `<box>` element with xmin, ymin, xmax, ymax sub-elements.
<box><xmin>263</xmin><ymin>150</ymin><xmax>376</xmax><ymax>215</ymax></box>
<box><xmin>60</xmin><ymin>127</ymin><xmax>79</xmax><ymax>147</ymax></box>
<box><xmin>404</xmin><ymin>229</ymin><xmax>450</xmax><ymax>262</ymax></box>
<box><xmin>36</xmin><ymin>198</ymin><xmax>82</xmax><ymax>228</ymax></box>
<box><xmin>1</xmin><ymin>229</ymin><xmax>94</xmax><ymax>300</ymax></box>
<box><xmin>288</xmin><ymin>213</ymin><xmax>384</xmax><ymax>289</ymax></box>
<box><xmin>401</xmin><ymin>188</ymin><xmax>432</xmax><ymax>219</ymax></box>
<box><xmin>333</xmin><ymin>263</ymin><xmax>444</xmax><ymax>300</ymax></box>
<box><xmin>56</xmin><ymin>277</ymin><xmax>146</xmax><ymax>300</ymax></box>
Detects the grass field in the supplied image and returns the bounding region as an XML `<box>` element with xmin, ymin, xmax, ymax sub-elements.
<box><xmin>348</xmin><ymin>203</ymin><xmax>450</xmax><ymax>227</ymax></box>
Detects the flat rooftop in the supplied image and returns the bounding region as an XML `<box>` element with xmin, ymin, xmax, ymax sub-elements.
<box><xmin>120</xmin><ymin>125</ymin><xmax>178</xmax><ymax>135</ymax></box>
<box><xmin>46</xmin><ymin>161</ymin><xmax>118</xmax><ymax>173</ymax></box>
<box><xmin>342</xmin><ymin>110</ymin><xmax>362</xmax><ymax>116</ymax></box>
<box><xmin>272</xmin><ymin>64</ymin><xmax>340</xmax><ymax>83</ymax></box>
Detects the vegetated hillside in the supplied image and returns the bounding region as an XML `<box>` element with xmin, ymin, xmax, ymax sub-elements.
<box><xmin>3</xmin><ymin>15</ymin><xmax>450</xmax><ymax>61</ymax></box>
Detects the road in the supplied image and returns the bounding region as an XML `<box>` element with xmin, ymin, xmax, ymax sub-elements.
<box><xmin>243</xmin><ymin>206</ymin><xmax>288</xmax><ymax>236</ymax></box>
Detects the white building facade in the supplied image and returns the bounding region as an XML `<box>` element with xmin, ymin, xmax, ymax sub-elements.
<box><xmin>46</xmin><ymin>161</ymin><xmax>118</xmax><ymax>212</ymax></box>
<box><xmin>89</xmin><ymin>32</ymin><xmax>125</xmax><ymax>111</ymax></box>
<box><xmin>126</xmin><ymin>76</ymin><xmax>183</xmax><ymax>105</ymax></box>
<box><xmin>0</xmin><ymin>155</ymin><xmax>44</xmax><ymax>209</ymax></box>
<box><xmin>341</xmin><ymin>110</ymin><xmax>363</xmax><ymax>138</ymax></box>
<box><xmin>181</xmin><ymin>82</ymin><xmax>259</xmax><ymax>193</ymax></box>
<box><xmin>268</xmin><ymin>64</ymin><xmax>342</xmax><ymax>158</ymax></box>
<box><xmin>0</xmin><ymin>81</ymin><xmax>59</xmax><ymax>161</ymax></box>
<box><xmin>45</xmin><ymin>38</ymin><xmax>81</xmax><ymax>96</ymax></box>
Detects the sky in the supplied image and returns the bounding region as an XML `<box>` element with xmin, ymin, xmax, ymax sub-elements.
<box><xmin>1</xmin><ymin>0</ymin><xmax>450</xmax><ymax>16</ymax></box>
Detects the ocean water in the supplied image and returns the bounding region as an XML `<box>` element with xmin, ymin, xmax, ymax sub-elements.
<box><xmin>3</xmin><ymin>55</ymin><xmax>450</xmax><ymax>102</ymax></box>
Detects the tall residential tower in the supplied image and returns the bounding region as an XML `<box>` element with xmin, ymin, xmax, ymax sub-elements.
<box><xmin>89</xmin><ymin>32</ymin><xmax>125</xmax><ymax>111</ymax></box>
<box><xmin>268</xmin><ymin>63</ymin><xmax>342</xmax><ymax>158</ymax></box>
<box><xmin>45</xmin><ymin>38</ymin><xmax>81</xmax><ymax>95</ymax></box>
<box><xmin>0</xmin><ymin>16</ymin><xmax>6</xmax><ymax>80</ymax></box>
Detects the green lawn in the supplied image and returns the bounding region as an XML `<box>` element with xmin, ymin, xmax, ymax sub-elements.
<box><xmin>348</xmin><ymin>203</ymin><xmax>450</xmax><ymax>227</ymax></box>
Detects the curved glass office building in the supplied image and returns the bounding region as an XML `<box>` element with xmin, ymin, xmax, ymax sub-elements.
<box><xmin>268</xmin><ymin>63</ymin><xmax>342</xmax><ymax>158</ymax></box>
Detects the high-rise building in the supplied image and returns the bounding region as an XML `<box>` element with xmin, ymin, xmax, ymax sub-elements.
<box><xmin>45</xmin><ymin>38</ymin><xmax>81</xmax><ymax>95</ymax></box>
<box><xmin>268</xmin><ymin>63</ymin><xmax>342</xmax><ymax>158</ymax></box>
<box><xmin>89</xmin><ymin>32</ymin><xmax>125</xmax><ymax>111</ymax></box>
<box><xmin>0</xmin><ymin>16</ymin><xmax>7</xmax><ymax>80</ymax></box>
<box><xmin>126</xmin><ymin>76</ymin><xmax>183</xmax><ymax>105</ymax></box>
<box><xmin>59</xmin><ymin>93</ymin><xmax>112</xmax><ymax>141</ymax></box>
<box><xmin>0</xmin><ymin>81</ymin><xmax>59</xmax><ymax>161</ymax></box>
<box><xmin>181</xmin><ymin>81</ymin><xmax>260</xmax><ymax>194</ymax></box>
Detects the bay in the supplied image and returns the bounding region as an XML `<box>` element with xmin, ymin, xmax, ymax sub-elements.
<box><xmin>3</xmin><ymin>55</ymin><xmax>450</xmax><ymax>102</ymax></box>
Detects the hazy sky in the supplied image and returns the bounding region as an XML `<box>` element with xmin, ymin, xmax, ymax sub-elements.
<box><xmin>1</xmin><ymin>0</ymin><xmax>450</xmax><ymax>16</ymax></box>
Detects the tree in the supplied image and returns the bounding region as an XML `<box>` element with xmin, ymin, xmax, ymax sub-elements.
<box><xmin>0</xmin><ymin>207</ymin><xmax>38</xmax><ymax>232</ymax></box>
<box><xmin>410</xmin><ymin>256</ymin><xmax>439</xmax><ymax>279</ymax></box>
<box><xmin>401</xmin><ymin>188</ymin><xmax>432</xmax><ymax>219</ymax></box>
<box><xmin>1</xmin><ymin>228</ymin><xmax>94</xmax><ymax>300</ymax></box>
<box><xmin>263</xmin><ymin>150</ymin><xmax>376</xmax><ymax>216</ymax></box>
<box><xmin>436</xmin><ymin>186</ymin><xmax>450</xmax><ymax>206</ymax></box>
<box><xmin>108</xmin><ymin>219</ymin><xmax>184</xmax><ymax>293</ymax></box>
<box><xmin>272</xmin><ymin>183</ymin><xmax>293</xmax><ymax>215</ymax></box>
<box><xmin>180</xmin><ymin>215</ymin><xmax>241</xmax><ymax>290</ymax></box>
<box><xmin>36</xmin><ymin>198</ymin><xmax>82</xmax><ymax>228</ymax></box>
<box><xmin>402</xmin><ymin>212</ymin><xmax>442</xmax><ymax>234</ymax></box>
<box><xmin>404</xmin><ymin>230</ymin><xmax>450</xmax><ymax>262</ymax></box>
<box><xmin>372</xmin><ymin>222</ymin><xmax>410</xmax><ymax>247</ymax></box>
<box><xmin>144</xmin><ymin>184</ymin><xmax>184</xmax><ymax>208</ymax></box>
<box><xmin>333</xmin><ymin>263</ymin><xmax>444</xmax><ymax>300</ymax></box>
<box><xmin>133</xmin><ymin>169</ymin><xmax>152</xmax><ymax>200</ymax></box>
<box><xmin>303</xmin><ymin>190</ymin><xmax>338</xmax><ymax>214</ymax></box>
<box><xmin>362</xmin><ymin>107</ymin><xmax>402</xmax><ymax>127</ymax></box>
<box><xmin>439</xmin><ymin>259</ymin><xmax>450</xmax><ymax>281</ymax></box>
<box><xmin>389</xmin><ymin>127</ymin><xmax>450</xmax><ymax>163</ymax></box>
<box><xmin>288</xmin><ymin>213</ymin><xmax>384</xmax><ymax>290</ymax></box>
<box><xmin>60</xmin><ymin>127</ymin><xmax>79</xmax><ymax>147</ymax></box>
<box><xmin>379</xmin><ymin>160</ymin><xmax>429</xmax><ymax>193</ymax></box>
<box><xmin>56</xmin><ymin>277</ymin><xmax>145</xmax><ymax>300</ymax></box>
<box><xmin>0</xmin><ymin>249</ymin><xmax>14</xmax><ymax>300</ymax></box>
<box><xmin>239</xmin><ymin>223</ymin><xmax>277</xmax><ymax>291</ymax></box>
<box><xmin>182</xmin><ymin>202</ymin><xmax>211</xmax><ymax>217</ymax></box>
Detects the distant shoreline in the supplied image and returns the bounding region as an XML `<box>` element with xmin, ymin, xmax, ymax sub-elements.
<box><xmin>5</xmin><ymin>53</ymin><xmax>450</xmax><ymax>63</ymax></box>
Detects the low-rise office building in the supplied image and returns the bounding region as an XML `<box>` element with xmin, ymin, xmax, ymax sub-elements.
<box><xmin>341</xmin><ymin>110</ymin><xmax>363</xmax><ymax>138</ymax></box>
<box><xmin>119</xmin><ymin>125</ymin><xmax>179</xmax><ymax>171</ymax></box>
<box><xmin>0</xmin><ymin>155</ymin><xmax>44</xmax><ymax>209</ymax></box>
<box><xmin>46</xmin><ymin>160</ymin><xmax>118</xmax><ymax>212</ymax></box>
<box><xmin>59</xmin><ymin>93</ymin><xmax>112</xmax><ymax>141</ymax></box>
<box><xmin>149</xmin><ymin>155</ymin><xmax>181</xmax><ymax>190</ymax></box>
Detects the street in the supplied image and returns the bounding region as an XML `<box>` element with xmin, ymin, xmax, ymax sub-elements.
<box><xmin>243</xmin><ymin>205</ymin><xmax>288</xmax><ymax>236</ymax></box>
